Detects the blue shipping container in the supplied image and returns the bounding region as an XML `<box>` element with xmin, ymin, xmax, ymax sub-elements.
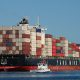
<box><xmin>36</xmin><ymin>28</ymin><xmax>41</xmax><ymax>32</ymax></box>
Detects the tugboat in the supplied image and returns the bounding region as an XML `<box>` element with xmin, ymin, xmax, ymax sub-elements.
<box><xmin>30</xmin><ymin>60</ymin><xmax>51</xmax><ymax>72</ymax></box>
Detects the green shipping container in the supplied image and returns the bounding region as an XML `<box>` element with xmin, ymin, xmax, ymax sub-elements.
<box><xmin>68</xmin><ymin>54</ymin><xmax>73</xmax><ymax>57</ymax></box>
<box><xmin>56</xmin><ymin>43</ymin><xmax>62</xmax><ymax>46</ymax></box>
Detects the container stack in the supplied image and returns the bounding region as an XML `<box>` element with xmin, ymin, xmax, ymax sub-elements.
<box><xmin>30</xmin><ymin>27</ymin><xmax>36</xmax><ymax>56</ymax></box>
<box><xmin>2</xmin><ymin>27</ymin><xmax>13</xmax><ymax>54</ymax></box>
<box><xmin>69</xmin><ymin>43</ymin><xmax>80</xmax><ymax>57</ymax></box>
<box><xmin>55</xmin><ymin>37</ymin><xmax>64</xmax><ymax>57</ymax></box>
<box><xmin>0</xmin><ymin>18</ymin><xmax>80</xmax><ymax>59</ymax></box>
<box><xmin>41</xmin><ymin>30</ymin><xmax>46</xmax><ymax>56</ymax></box>
<box><xmin>59</xmin><ymin>37</ymin><xmax>68</xmax><ymax>57</ymax></box>
<box><xmin>52</xmin><ymin>38</ymin><xmax>56</xmax><ymax>56</ymax></box>
<box><xmin>21</xmin><ymin>29</ymin><xmax>30</xmax><ymax>56</ymax></box>
<box><xmin>45</xmin><ymin>34</ymin><xmax>53</xmax><ymax>56</ymax></box>
<box><xmin>36</xmin><ymin>28</ymin><xmax>42</xmax><ymax>56</ymax></box>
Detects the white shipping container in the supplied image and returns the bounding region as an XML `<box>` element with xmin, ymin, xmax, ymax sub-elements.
<box><xmin>65</xmin><ymin>52</ymin><xmax>68</xmax><ymax>57</ymax></box>
<box><xmin>30</xmin><ymin>37</ymin><xmax>36</xmax><ymax>40</ymax></box>
<box><xmin>19</xmin><ymin>43</ymin><xmax>22</xmax><ymax>46</ymax></box>
<box><xmin>45</xmin><ymin>38</ymin><xmax>52</xmax><ymax>42</ymax></box>
<box><xmin>2</xmin><ymin>26</ymin><xmax>13</xmax><ymax>30</ymax></box>
<box><xmin>47</xmin><ymin>53</ymin><xmax>52</xmax><ymax>56</ymax></box>
<box><xmin>30</xmin><ymin>51</ymin><xmax>36</xmax><ymax>55</ymax></box>
<box><xmin>9</xmin><ymin>50</ymin><xmax>13</xmax><ymax>54</ymax></box>
<box><xmin>15</xmin><ymin>50</ymin><xmax>19</xmax><ymax>54</ymax></box>
<box><xmin>31</xmin><ymin>49</ymin><xmax>36</xmax><ymax>52</ymax></box>
<box><xmin>16</xmin><ymin>43</ymin><xmax>19</xmax><ymax>46</ymax></box>
<box><xmin>36</xmin><ymin>44</ymin><xmax>41</xmax><ymax>47</ymax></box>
<box><xmin>41</xmin><ymin>32</ymin><xmax>45</xmax><ymax>44</ymax></box>
<box><xmin>1</xmin><ymin>47</ymin><xmax>6</xmax><ymax>50</ymax></box>
<box><xmin>13</xmin><ymin>26</ymin><xmax>21</xmax><ymax>30</ymax></box>
<box><xmin>30</xmin><ymin>32</ymin><xmax>36</xmax><ymax>34</ymax></box>
<box><xmin>12</xmin><ymin>35</ymin><xmax>15</xmax><ymax>38</ymax></box>
<box><xmin>36</xmin><ymin>33</ymin><xmax>41</xmax><ymax>36</ymax></box>
<box><xmin>3</xmin><ymin>30</ymin><xmax>6</xmax><ymax>34</ymax></box>
<box><xmin>36</xmin><ymin>41</ymin><xmax>41</xmax><ymax>44</ymax></box>
<box><xmin>19</xmin><ymin>46</ymin><xmax>22</xmax><ymax>50</ymax></box>
<box><xmin>13</xmin><ymin>30</ymin><xmax>15</xmax><ymax>34</ymax></box>
<box><xmin>9</xmin><ymin>35</ymin><xmax>13</xmax><ymax>38</ymax></box>
<box><xmin>31</xmin><ymin>43</ymin><xmax>36</xmax><ymax>45</ymax></box>
<box><xmin>75</xmin><ymin>52</ymin><xmax>79</xmax><ymax>57</ymax></box>
<box><xmin>22</xmin><ymin>25</ymin><xmax>28</xmax><ymax>30</ymax></box>
<box><xmin>19</xmin><ymin>34</ymin><xmax>22</xmax><ymax>38</ymax></box>
<box><xmin>73</xmin><ymin>54</ymin><xmax>76</xmax><ymax>57</ymax></box>
<box><xmin>22</xmin><ymin>38</ymin><xmax>30</xmax><ymax>42</ymax></box>
<box><xmin>31</xmin><ymin>46</ymin><xmax>36</xmax><ymax>48</ymax></box>
<box><xmin>12</xmin><ymin>47</ymin><xmax>16</xmax><ymax>50</ymax></box>
<box><xmin>12</xmin><ymin>38</ymin><xmax>16</xmax><ymax>42</ymax></box>
<box><xmin>21</xmin><ymin>30</ymin><xmax>30</xmax><ymax>34</ymax></box>
<box><xmin>31</xmin><ymin>42</ymin><xmax>36</xmax><ymax>44</ymax></box>
<box><xmin>15</xmin><ymin>39</ymin><xmax>19</xmax><ymax>42</ymax></box>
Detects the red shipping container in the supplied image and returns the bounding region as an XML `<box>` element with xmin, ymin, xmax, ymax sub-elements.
<box><xmin>22</xmin><ymin>50</ymin><xmax>30</xmax><ymax>55</ymax></box>
<box><xmin>71</xmin><ymin>43</ymin><xmax>76</xmax><ymax>46</ymax></box>
<box><xmin>56</xmin><ymin>46</ymin><xmax>62</xmax><ymax>50</ymax></box>
<box><xmin>60</xmin><ymin>37</ymin><xmax>66</xmax><ymax>40</ymax></box>
<box><xmin>52</xmin><ymin>38</ymin><xmax>56</xmax><ymax>43</ymax></box>
<box><xmin>22</xmin><ymin>47</ymin><xmax>30</xmax><ymax>50</ymax></box>
<box><xmin>3</xmin><ymin>34</ymin><xmax>9</xmax><ymax>38</ymax></box>
<box><xmin>52</xmin><ymin>50</ymin><xmax>56</xmax><ymax>53</ymax></box>
<box><xmin>52</xmin><ymin>43</ymin><xmax>56</xmax><ymax>46</ymax></box>
<box><xmin>15</xmin><ymin>35</ymin><xmax>19</xmax><ymax>38</ymax></box>
<box><xmin>41</xmin><ymin>44</ymin><xmax>45</xmax><ymax>48</ymax></box>
<box><xmin>45</xmin><ymin>34</ymin><xmax>53</xmax><ymax>38</ymax></box>
<box><xmin>52</xmin><ymin>46</ymin><xmax>56</xmax><ymax>49</ymax></box>
<box><xmin>52</xmin><ymin>53</ymin><xmax>57</xmax><ymax>56</ymax></box>
<box><xmin>68</xmin><ymin>50</ymin><xmax>72</xmax><ymax>54</ymax></box>
<box><xmin>6</xmin><ymin>47</ymin><xmax>12</xmax><ymax>50</ymax></box>
<box><xmin>57</xmin><ymin>53</ymin><xmax>64</xmax><ymax>57</ymax></box>
<box><xmin>36</xmin><ymin>36</ymin><xmax>41</xmax><ymax>40</ymax></box>
<box><xmin>22</xmin><ymin>42</ymin><xmax>30</xmax><ymax>46</ymax></box>
<box><xmin>13</xmin><ymin>42</ymin><xmax>16</xmax><ymax>46</ymax></box>
<box><xmin>36</xmin><ymin>51</ymin><xmax>41</xmax><ymax>56</ymax></box>
<box><xmin>36</xmin><ymin>48</ymin><xmax>42</xmax><ymax>56</ymax></box>
<box><xmin>22</xmin><ymin>34</ymin><xmax>30</xmax><ymax>38</ymax></box>
<box><xmin>56</xmin><ymin>39</ymin><xmax>61</xmax><ymax>43</ymax></box>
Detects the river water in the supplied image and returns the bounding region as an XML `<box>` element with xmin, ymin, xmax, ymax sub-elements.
<box><xmin>0</xmin><ymin>71</ymin><xmax>80</xmax><ymax>80</ymax></box>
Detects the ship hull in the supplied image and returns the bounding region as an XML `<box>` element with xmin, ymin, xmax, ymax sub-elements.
<box><xmin>0</xmin><ymin>54</ymin><xmax>80</xmax><ymax>71</ymax></box>
<box><xmin>0</xmin><ymin>66</ymin><xmax>80</xmax><ymax>71</ymax></box>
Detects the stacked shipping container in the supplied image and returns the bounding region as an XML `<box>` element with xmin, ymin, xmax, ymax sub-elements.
<box><xmin>0</xmin><ymin>18</ymin><xmax>80</xmax><ymax>58</ymax></box>
<box><xmin>45</xmin><ymin>34</ymin><xmax>52</xmax><ymax>56</ymax></box>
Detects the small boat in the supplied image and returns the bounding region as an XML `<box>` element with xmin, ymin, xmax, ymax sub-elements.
<box><xmin>30</xmin><ymin>60</ymin><xmax>50</xmax><ymax>72</ymax></box>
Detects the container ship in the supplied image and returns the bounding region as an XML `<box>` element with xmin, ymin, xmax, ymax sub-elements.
<box><xmin>0</xmin><ymin>18</ymin><xmax>80</xmax><ymax>71</ymax></box>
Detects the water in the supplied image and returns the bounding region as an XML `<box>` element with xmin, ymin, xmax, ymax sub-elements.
<box><xmin>0</xmin><ymin>71</ymin><xmax>80</xmax><ymax>80</ymax></box>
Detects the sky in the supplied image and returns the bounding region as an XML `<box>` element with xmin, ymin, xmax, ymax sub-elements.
<box><xmin>0</xmin><ymin>0</ymin><xmax>80</xmax><ymax>43</ymax></box>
